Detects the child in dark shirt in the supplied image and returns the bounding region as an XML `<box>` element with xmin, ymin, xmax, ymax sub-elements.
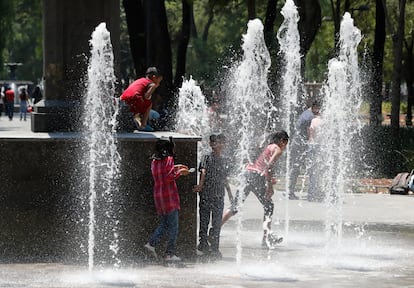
<box><xmin>193</xmin><ymin>134</ymin><xmax>232</xmax><ymax>259</ymax></box>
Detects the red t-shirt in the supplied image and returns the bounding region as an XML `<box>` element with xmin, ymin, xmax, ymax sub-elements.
<box><xmin>151</xmin><ymin>156</ymin><xmax>181</xmax><ymax>215</ymax></box>
<box><xmin>5</xmin><ymin>90</ymin><xmax>14</xmax><ymax>102</ymax></box>
<box><xmin>120</xmin><ymin>77</ymin><xmax>153</xmax><ymax>115</ymax></box>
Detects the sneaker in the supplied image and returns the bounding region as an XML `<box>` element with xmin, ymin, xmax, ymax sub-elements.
<box><xmin>268</xmin><ymin>233</ymin><xmax>283</xmax><ymax>246</ymax></box>
<box><xmin>165</xmin><ymin>254</ymin><xmax>181</xmax><ymax>261</ymax></box>
<box><xmin>197</xmin><ymin>242</ymin><xmax>210</xmax><ymax>256</ymax></box>
<box><xmin>289</xmin><ymin>193</ymin><xmax>299</xmax><ymax>200</ymax></box>
<box><xmin>262</xmin><ymin>233</ymin><xmax>283</xmax><ymax>249</ymax></box>
<box><xmin>144</xmin><ymin>242</ymin><xmax>157</xmax><ymax>258</ymax></box>
<box><xmin>138</xmin><ymin>124</ymin><xmax>154</xmax><ymax>132</ymax></box>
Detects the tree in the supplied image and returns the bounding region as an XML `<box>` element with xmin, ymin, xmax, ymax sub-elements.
<box><xmin>370</xmin><ymin>0</ymin><xmax>386</xmax><ymax>126</ymax></box>
<box><xmin>123</xmin><ymin>0</ymin><xmax>173</xmax><ymax>105</ymax></box>
<box><xmin>405</xmin><ymin>33</ymin><xmax>414</xmax><ymax>125</ymax></box>
<box><xmin>296</xmin><ymin>0</ymin><xmax>322</xmax><ymax>82</ymax></box>
<box><xmin>173</xmin><ymin>0</ymin><xmax>192</xmax><ymax>89</ymax></box>
<box><xmin>0</xmin><ymin>0</ymin><xmax>15</xmax><ymax>78</ymax></box>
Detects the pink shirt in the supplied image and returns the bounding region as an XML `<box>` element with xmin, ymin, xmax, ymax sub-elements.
<box><xmin>246</xmin><ymin>143</ymin><xmax>278</xmax><ymax>177</ymax></box>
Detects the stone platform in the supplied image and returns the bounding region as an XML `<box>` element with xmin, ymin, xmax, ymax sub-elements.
<box><xmin>0</xmin><ymin>116</ymin><xmax>200</xmax><ymax>263</ymax></box>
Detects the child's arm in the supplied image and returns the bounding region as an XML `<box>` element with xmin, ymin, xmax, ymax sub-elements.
<box><xmin>193</xmin><ymin>168</ymin><xmax>206</xmax><ymax>193</ymax></box>
<box><xmin>225</xmin><ymin>179</ymin><xmax>233</xmax><ymax>203</ymax></box>
<box><xmin>174</xmin><ymin>164</ymin><xmax>189</xmax><ymax>176</ymax></box>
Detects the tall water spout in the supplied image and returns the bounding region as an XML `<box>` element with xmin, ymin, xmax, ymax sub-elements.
<box><xmin>318</xmin><ymin>12</ymin><xmax>363</xmax><ymax>246</ymax></box>
<box><xmin>224</xmin><ymin>18</ymin><xmax>274</xmax><ymax>265</ymax></box>
<box><xmin>276</xmin><ymin>0</ymin><xmax>302</xmax><ymax>237</ymax></box>
<box><xmin>83</xmin><ymin>22</ymin><xmax>121</xmax><ymax>271</ymax></box>
<box><xmin>175</xmin><ymin>77</ymin><xmax>211</xmax><ymax>154</ymax></box>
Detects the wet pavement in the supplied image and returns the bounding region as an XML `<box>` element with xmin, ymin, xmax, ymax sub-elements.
<box><xmin>1</xmin><ymin>117</ymin><xmax>414</xmax><ymax>287</ymax></box>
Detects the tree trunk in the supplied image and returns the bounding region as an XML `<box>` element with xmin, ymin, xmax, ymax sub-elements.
<box><xmin>202</xmin><ymin>6</ymin><xmax>214</xmax><ymax>42</ymax></box>
<box><xmin>370</xmin><ymin>0</ymin><xmax>386</xmax><ymax>126</ymax></box>
<box><xmin>330</xmin><ymin>0</ymin><xmax>341</xmax><ymax>53</ymax></box>
<box><xmin>145</xmin><ymin>0</ymin><xmax>173</xmax><ymax>99</ymax></box>
<box><xmin>390</xmin><ymin>0</ymin><xmax>406</xmax><ymax>129</ymax></box>
<box><xmin>264</xmin><ymin>0</ymin><xmax>278</xmax><ymax>47</ymax></box>
<box><xmin>122</xmin><ymin>0</ymin><xmax>146</xmax><ymax>77</ymax></box>
<box><xmin>247</xmin><ymin>0</ymin><xmax>256</xmax><ymax>19</ymax></box>
<box><xmin>174</xmin><ymin>0</ymin><xmax>192</xmax><ymax>89</ymax></box>
<box><xmin>404</xmin><ymin>37</ymin><xmax>413</xmax><ymax>126</ymax></box>
<box><xmin>296</xmin><ymin>0</ymin><xmax>321</xmax><ymax>83</ymax></box>
<box><xmin>390</xmin><ymin>0</ymin><xmax>406</xmax><ymax>143</ymax></box>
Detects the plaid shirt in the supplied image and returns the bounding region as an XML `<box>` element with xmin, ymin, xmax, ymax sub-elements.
<box><xmin>151</xmin><ymin>156</ymin><xmax>181</xmax><ymax>215</ymax></box>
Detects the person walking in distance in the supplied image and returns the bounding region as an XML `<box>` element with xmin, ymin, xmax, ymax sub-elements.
<box><xmin>287</xmin><ymin>100</ymin><xmax>320</xmax><ymax>200</ymax></box>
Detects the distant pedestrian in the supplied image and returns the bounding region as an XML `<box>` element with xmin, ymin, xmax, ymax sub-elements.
<box><xmin>287</xmin><ymin>100</ymin><xmax>320</xmax><ymax>199</ymax></box>
<box><xmin>144</xmin><ymin>137</ymin><xmax>190</xmax><ymax>262</ymax></box>
<box><xmin>0</xmin><ymin>89</ymin><xmax>4</xmax><ymax>118</ymax></box>
<box><xmin>19</xmin><ymin>87</ymin><xmax>29</xmax><ymax>121</ymax></box>
<box><xmin>31</xmin><ymin>86</ymin><xmax>43</xmax><ymax>104</ymax></box>
<box><xmin>5</xmin><ymin>87</ymin><xmax>15</xmax><ymax>121</ymax></box>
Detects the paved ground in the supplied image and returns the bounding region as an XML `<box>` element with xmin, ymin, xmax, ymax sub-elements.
<box><xmin>1</xmin><ymin>116</ymin><xmax>414</xmax><ymax>287</ymax></box>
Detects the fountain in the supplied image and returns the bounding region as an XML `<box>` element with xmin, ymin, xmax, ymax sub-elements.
<box><xmin>222</xmin><ymin>18</ymin><xmax>275</xmax><ymax>264</ymax></box>
<box><xmin>82</xmin><ymin>23</ymin><xmax>121</xmax><ymax>270</ymax></box>
<box><xmin>1</xmin><ymin>2</ymin><xmax>414</xmax><ymax>287</ymax></box>
<box><xmin>318</xmin><ymin>12</ymin><xmax>364</xmax><ymax>246</ymax></box>
<box><xmin>175</xmin><ymin>76</ymin><xmax>211</xmax><ymax>155</ymax></box>
<box><xmin>276</xmin><ymin>0</ymin><xmax>302</xmax><ymax>237</ymax></box>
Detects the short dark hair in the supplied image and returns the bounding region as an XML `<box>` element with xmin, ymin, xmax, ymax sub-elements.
<box><xmin>268</xmin><ymin>130</ymin><xmax>289</xmax><ymax>144</ymax></box>
<box><xmin>152</xmin><ymin>137</ymin><xmax>175</xmax><ymax>159</ymax></box>
<box><xmin>311</xmin><ymin>100</ymin><xmax>321</xmax><ymax>108</ymax></box>
<box><xmin>210</xmin><ymin>133</ymin><xmax>226</xmax><ymax>143</ymax></box>
<box><xmin>145</xmin><ymin>67</ymin><xmax>161</xmax><ymax>77</ymax></box>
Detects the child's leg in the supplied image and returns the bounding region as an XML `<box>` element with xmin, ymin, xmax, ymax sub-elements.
<box><xmin>165</xmin><ymin>209</ymin><xmax>179</xmax><ymax>256</ymax></box>
<box><xmin>251</xmin><ymin>176</ymin><xmax>274</xmax><ymax>239</ymax></box>
<box><xmin>198</xmin><ymin>198</ymin><xmax>210</xmax><ymax>247</ymax></box>
<box><xmin>140</xmin><ymin>103</ymin><xmax>152</xmax><ymax>127</ymax></box>
<box><xmin>210</xmin><ymin>198</ymin><xmax>224</xmax><ymax>252</ymax></box>
<box><xmin>149</xmin><ymin>215</ymin><xmax>168</xmax><ymax>246</ymax></box>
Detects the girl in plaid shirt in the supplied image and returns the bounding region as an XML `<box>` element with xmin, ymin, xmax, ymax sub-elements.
<box><xmin>144</xmin><ymin>138</ymin><xmax>190</xmax><ymax>262</ymax></box>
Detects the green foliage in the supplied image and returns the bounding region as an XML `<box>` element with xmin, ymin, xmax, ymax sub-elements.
<box><xmin>382</xmin><ymin>101</ymin><xmax>408</xmax><ymax>114</ymax></box>
<box><xmin>0</xmin><ymin>0</ymin><xmax>42</xmax><ymax>83</ymax></box>
<box><xmin>0</xmin><ymin>0</ymin><xmax>15</xmax><ymax>78</ymax></box>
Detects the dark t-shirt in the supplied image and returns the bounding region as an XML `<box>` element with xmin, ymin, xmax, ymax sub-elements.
<box><xmin>295</xmin><ymin>109</ymin><xmax>315</xmax><ymax>143</ymax></box>
<box><xmin>199</xmin><ymin>153</ymin><xmax>228</xmax><ymax>199</ymax></box>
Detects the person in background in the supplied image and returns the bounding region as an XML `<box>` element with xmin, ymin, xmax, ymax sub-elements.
<box><xmin>144</xmin><ymin>137</ymin><xmax>190</xmax><ymax>262</ymax></box>
<box><xmin>307</xmin><ymin>114</ymin><xmax>323</xmax><ymax>201</ymax></box>
<box><xmin>221</xmin><ymin>130</ymin><xmax>289</xmax><ymax>249</ymax></box>
<box><xmin>287</xmin><ymin>100</ymin><xmax>320</xmax><ymax>200</ymax></box>
<box><xmin>119</xmin><ymin>67</ymin><xmax>163</xmax><ymax>132</ymax></box>
<box><xmin>5</xmin><ymin>87</ymin><xmax>15</xmax><ymax>121</ymax></box>
<box><xmin>193</xmin><ymin>134</ymin><xmax>232</xmax><ymax>259</ymax></box>
<box><xmin>31</xmin><ymin>86</ymin><xmax>43</xmax><ymax>104</ymax></box>
<box><xmin>0</xmin><ymin>88</ymin><xmax>4</xmax><ymax>118</ymax></box>
<box><xmin>19</xmin><ymin>87</ymin><xmax>29</xmax><ymax>121</ymax></box>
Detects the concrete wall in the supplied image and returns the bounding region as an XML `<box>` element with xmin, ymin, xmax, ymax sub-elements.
<box><xmin>0</xmin><ymin>135</ymin><xmax>198</xmax><ymax>264</ymax></box>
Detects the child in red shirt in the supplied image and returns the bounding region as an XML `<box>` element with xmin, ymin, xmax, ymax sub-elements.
<box><xmin>120</xmin><ymin>67</ymin><xmax>163</xmax><ymax>132</ymax></box>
